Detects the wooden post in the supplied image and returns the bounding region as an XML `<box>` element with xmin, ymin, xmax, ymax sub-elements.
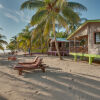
<box><xmin>74</xmin><ymin>54</ymin><xmax>77</xmax><ymax>61</ymax></box>
<box><xmin>69</xmin><ymin>40</ymin><xmax>70</xmax><ymax>53</ymax></box>
<box><xmin>89</xmin><ymin>56</ymin><xmax>92</xmax><ymax>64</ymax></box>
<box><xmin>80</xmin><ymin>56</ymin><xmax>84</xmax><ymax>60</ymax></box>
<box><xmin>74</xmin><ymin>37</ymin><xmax>76</xmax><ymax>53</ymax></box>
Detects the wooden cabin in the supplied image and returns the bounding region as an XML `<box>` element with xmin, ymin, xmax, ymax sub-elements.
<box><xmin>48</xmin><ymin>38</ymin><xmax>69</xmax><ymax>56</ymax></box>
<box><xmin>67</xmin><ymin>20</ymin><xmax>100</xmax><ymax>64</ymax></box>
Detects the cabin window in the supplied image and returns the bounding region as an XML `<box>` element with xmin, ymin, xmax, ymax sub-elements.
<box><xmin>94</xmin><ymin>32</ymin><xmax>100</xmax><ymax>44</ymax></box>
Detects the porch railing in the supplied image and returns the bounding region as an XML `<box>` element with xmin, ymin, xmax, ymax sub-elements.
<box><xmin>70</xmin><ymin>46</ymin><xmax>88</xmax><ymax>53</ymax></box>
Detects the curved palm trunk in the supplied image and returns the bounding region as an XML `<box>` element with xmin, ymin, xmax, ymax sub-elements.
<box><xmin>30</xmin><ymin>40</ymin><xmax>31</xmax><ymax>54</ymax></box>
<box><xmin>52</xmin><ymin>17</ymin><xmax>62</xmax><ymax>60</ymax></box>
<box><xmin>41</xmin><ymin>34</ymin><xmax>43</xmax><ymax>53</ymax></box>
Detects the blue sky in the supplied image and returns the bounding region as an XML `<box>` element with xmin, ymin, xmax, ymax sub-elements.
<box><xmin>0</xmin><ymin>0</ymin><xmax>100</xmax><ymax>43</ymax></box>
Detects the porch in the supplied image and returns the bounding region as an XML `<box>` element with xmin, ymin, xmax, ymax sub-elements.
<box><xmin>69</xmin><ymin>35</ymin><xmax>88</xmax><ymax>54</ymax></box>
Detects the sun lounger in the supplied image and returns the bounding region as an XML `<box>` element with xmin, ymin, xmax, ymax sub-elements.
<box><xmin>8</xmin><ymin>56</ymin><xmax>16</xmax><ymax>61</ymax></box>
<box><xmin>14</xmin><ymin>58</ymin><xmax>45</xmax><ymax>75</ymax></box>
<box><xmin>18</xmin><ymin>56</ymin><xmax>39</xmax><ymax>65</ymax></box>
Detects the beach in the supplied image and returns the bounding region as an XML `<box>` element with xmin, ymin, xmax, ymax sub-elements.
<box><xmin>0</xmin><ymin>54</ymin><xmax>100</xmax><ymax>100</ymax></box>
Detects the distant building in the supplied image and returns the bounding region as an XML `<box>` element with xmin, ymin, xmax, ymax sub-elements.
<box><xmin>48</xmin><ymin>38</ymin><xmax>69</xmax><ymax>56</ymax></box>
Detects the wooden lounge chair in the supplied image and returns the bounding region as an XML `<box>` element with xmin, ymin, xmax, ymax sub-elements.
<box><xmin>14</xmin><ymin>58</ymin><xmax>45</xmax><ymax>75</ymax></box>
<box><xmin>8</xmin><ymin>56</ymin><xmax>16</xmax><ymax>61</ymax></box>
<box><xmin>18</xmin><ymin>56</ymin><xmax>39</xmax><ymax>65</ymax></box>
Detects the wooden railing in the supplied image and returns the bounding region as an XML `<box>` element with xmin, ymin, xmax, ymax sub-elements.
<box><xmin>70</xmin><ymin>46</ymin><xmax>88</xmax><ymax>53</ymax></box>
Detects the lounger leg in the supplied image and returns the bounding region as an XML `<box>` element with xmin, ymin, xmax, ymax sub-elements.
<box><xmin>18</xmin><ymin>70</ymin><xmax>22</xmax><ymax>75</ymax></box>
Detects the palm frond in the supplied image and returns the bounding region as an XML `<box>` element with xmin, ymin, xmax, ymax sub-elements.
<box><xmin>43</xmin><ymin>18</ymin><xmax>52</xmax><ymax>37</ymax></box>
<box><xmin>0</xmin><ymin>44</ymin><xmax>4</xmax><ymax>50</ymax></box>
<box><xmin>68</xmin><ymin>2</ymin><xmax>87</xmax><ymax>11</ymax></box>
<box><xmin>0</xmin><ymin>40</ymin><xmax>7</xmax><ymax>45</ymax></box>
<box><xmin>31</xmin><ymin>10</ymin><xmax>48</xmax><ymax>26</ymax></box>
<box><xmin>21</xmin><ymin>0</ymin><xmax>45</xmax><ymax>10</ymax></box>
<box><xmin>31</xmin><ymin>21</ymin><xmax>45</xmax><ymax>41</ymax></box>
<box><xmin>62</xmin><ymin>7</ymin><xmax>80</xmax><ymax>24</ymax></box>
<box><xmin>0</xmin><ymin>34</ymin><xmax>6</xmax><ymax>39</ymax></box>
<box><xmin>57</xmin><ymin>14</ymin><xmax>69</xmax><ymax>32</ymax></box>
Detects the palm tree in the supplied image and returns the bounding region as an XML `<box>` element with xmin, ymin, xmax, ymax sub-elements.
<box><xmin>0</xmin><ymin>34</ymin><xmax>7</xmax><ymax>50</ymax></box>
<box><xmin>31</xmin><ymin>22</ymin><xmax>49</xmax><ymax>53</ymax></box>
<box><xmin>21</xmin><ymin>0</ymin><xmax>87</xmax><ymax>60</ymax></box>
<box><xmin>10</xmin><ymin>36</ymin><xmax>18</xmax><ymax>48</ymax></box>
<box><xmin>7</xmin><ymin>36</ymin><xmax>18</xmax><ymax>52</ymax></box>
<box><xmin>17</xmin><ymin>26</ymin><xmax>32</xmax><ymax>54</ymax></box>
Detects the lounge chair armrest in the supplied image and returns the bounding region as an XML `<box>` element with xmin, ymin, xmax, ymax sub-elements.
<box><xmin>18</xmin><ymin>62</ymin><xmax>35</xmax><ymax>65</ymax></box>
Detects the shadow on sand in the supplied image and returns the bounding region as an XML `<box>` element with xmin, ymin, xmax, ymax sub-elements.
<box><xmin>0</xmin><ymin>66</ymin><xmax>100</xmax><ymax>100</ymax></box>
<box><xmin>0</xmin><ymin>95</ymin><xmax>7</xmax><ymax>100</ymax></box>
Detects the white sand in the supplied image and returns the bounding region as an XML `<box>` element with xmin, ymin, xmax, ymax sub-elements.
<box><xmin>0</xmin><ymin>54</ymin><xmax>100</xmax><ymax>100</ymax></box>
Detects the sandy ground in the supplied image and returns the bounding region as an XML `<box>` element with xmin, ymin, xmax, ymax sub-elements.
<box><xmin>0</xmin><ymin>53</ymin><xmax>100</xmax><ymax>100</ymax></box>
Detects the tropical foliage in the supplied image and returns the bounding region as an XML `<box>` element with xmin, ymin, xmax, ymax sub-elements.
<box><xmin>6</xmin><ymin>36</ymin><xmax>17</xmax><ymax>51</ymax></box>
<box><xmin>17</xmin><ymin>26</ymin><xmax>32</xmax><ymax>54</ymax></box>
<box><xmin>0</xmin><ymin>34</ymin><xmax>7</xmax><ymax>50</ymax></box>
<box><xmin>51</xmin><ymin>32</ymin><xmax>68</xmax><ymax>38</ymax></box>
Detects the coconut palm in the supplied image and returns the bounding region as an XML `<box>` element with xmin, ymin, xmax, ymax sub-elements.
<box><xmin>0</xmin><ymin>34</ymin><xmax>7</xmax><ymax>50</ymax></box>
<box><xmin>21</xmin><ymin>0</ymin><xmax>87</xmax><ymax>59</ymax></box>
<box><xmin>7</xmin><ymin>36</ymin><xmax>18</xmax><ymax>52</ymax></box>
<box><xmin>17</xmin><ymin>26</ymin><xmax>32</xmax><ymax>54</ymax></box>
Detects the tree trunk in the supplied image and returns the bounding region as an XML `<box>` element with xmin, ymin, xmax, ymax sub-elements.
<box><xmin>52</xmin><ymin>17</ymin><xmax>62</xmax><ymax>60</ymax></box>
<box><xmin>41</xmin><ymin>34</ymin><xmax>43</xmax><ymax>54</ymax></box>
<box><xmin>30</xmin><ymin>40</ymin><xmax>31</xmax><ymax>54</ymax></box>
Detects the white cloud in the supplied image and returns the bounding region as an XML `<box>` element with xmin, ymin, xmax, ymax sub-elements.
<box><xmin>15</xmin><ymin>11</ymin><xmax>31</xmax><ymax>23</ymax></box>
<box><xmin>0</xmin><ymin>3</ymin><xmax>32</xmax><ymax>23</ymax></box>
<box><xmin>5</xmin><ymin>13</ymin><xmax>19</xmax><ymax>23</ymax></box>
<box><xmin>0</xmin><ymin>4</ymin><xmax>4</xmax><ymax>9</ymax></box>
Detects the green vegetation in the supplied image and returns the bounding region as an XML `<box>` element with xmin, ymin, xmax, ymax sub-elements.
<box><xmin>0</xmin><ymin>28</ymin><xmax>7</xmax><ymax>51</ymax></box>
<box><xmin>17</xmin><ymin>26</ymin><xmax>32</xmax><ymax>53</ymax></box>
<box><xmin>0</xmin><ymin>34</ymin><xmax>7</xmax><ymax>51</ymax></box>
<box><xmin>6</xmin><ymin>36</ymin><xmax>17</xmax><ymax>51</ymax></box>
<box><xmin>51</xmin><ymin>32</ymin><xmax>68</xmax><ymax>38</ymax></box>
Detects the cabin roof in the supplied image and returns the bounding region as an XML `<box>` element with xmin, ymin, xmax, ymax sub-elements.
<box><xmin>50</xmin><ymin>37</ymin><xmax>69</xmax><ymax>42</ymax></box>
<box><xmin>67</xmin><ymin>20</ymin><xmax>100</xmax><ymax>40</ymax></box>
